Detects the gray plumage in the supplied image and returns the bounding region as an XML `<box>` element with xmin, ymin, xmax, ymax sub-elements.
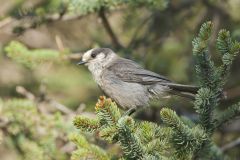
<box><xmin>78</xmin><ymin>48</ymin><xmax>198</xmax><ymax>110</ymax></box>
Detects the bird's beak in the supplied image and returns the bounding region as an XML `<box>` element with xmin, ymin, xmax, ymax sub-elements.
<box><xmin>77</xmin><ymin>60</ymin><xmax>86</xmax><ymax>65</ymax></box>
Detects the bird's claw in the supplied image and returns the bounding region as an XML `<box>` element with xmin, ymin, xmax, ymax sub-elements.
<box><xmin>122</xmin><ymin>107</ymin><xmax>136</xmax><ymax>117</ymax></box>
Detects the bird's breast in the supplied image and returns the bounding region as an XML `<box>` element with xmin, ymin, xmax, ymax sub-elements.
<box><xmin>88</xmin><ymin>63</ymin><xmax>104</xmax><ymax>87</ymax></box>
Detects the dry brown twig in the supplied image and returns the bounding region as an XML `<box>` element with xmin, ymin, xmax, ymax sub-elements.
<box><xmin>16</xmin><ymin>86</ymin><xmax>35</xmax><ymax>101</ymax></box>
<box><xmin>54</xmin><ymin>34</ymin><xmax>83</xmax><ymax>61</ymax></box>
<box><xmin>0</xmin><ymin>17</ymin><xmax>13</xmax><ymax>28</ymax></box>
<box><xmin>65</xmin><ymin>53</ymin><xmax>83</xmax><ymax>61</ymax></box>
<box><xmin>16</xmin><ymin>85</ymin><xmax>74</xmax><ymax>115</ymax></box>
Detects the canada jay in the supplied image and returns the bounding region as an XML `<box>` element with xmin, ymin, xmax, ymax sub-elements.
<box><xmin>78</xmin><ymin>48</ymin><xmax>198</xmax><ymax>110</ymax></box>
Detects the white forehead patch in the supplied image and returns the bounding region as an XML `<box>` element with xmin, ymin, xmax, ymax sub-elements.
<box><xmin>82</xmin><ymin>49</ymin><xmax>94</xmax><ymax>62</ymax></box>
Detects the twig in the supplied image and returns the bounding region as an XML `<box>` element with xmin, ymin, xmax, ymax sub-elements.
<box><xmin>221</xmin><ymin>138</ymin><xmax>240</xmax><ymax>152</ymax></box>
<box><xmin>55</xmin><ymin>30</ymin><xmax>83</xmax><ymax>61</ymax></box>
<box><xmin>64</xmin><ymin>53</ymin><xmax>83</xmax><ymax>61</ymax></box>
<box><xmin>0</xmin><ymin>14</ymin><xmax>83</xmax><ymax>35</ymax></box>
<box><xmin>16</xmin><ymin>85</ymin><xmax>74</xmax><ymax>115</ymax></box>
<box><xmin>49</xmin><ymin>100</ymin><xmax>74</xmax><ymax>115</ymax></box>
<box><xmin>0</xmin><ymin>17</ymin><xmax>13</xmax><ymax>28</ymax></box>
<box><xmin>44</xmin><ymin>13</ymin><xmax>84</xmax><ymax>22</ymax></box>
<box><xmin>99</xmin><ymin>7</ymin><xmax>123</xmax><ymax>49</ymax></box>
<box><xmin>55</xmin><ymin>35</ymin><xmax>65</xmax><ymax>52</ymax></box>
<box><xmin>39</xmin><ymin>82</ymin><xmax>74</xmax><ymax>115</ymax></box>
<box><xmin>60</xmin><ymin>142</ymin><xmax>76</xmax><ymax>153</ymax></box>
<box><xmin>16</xmin><ymin>86</ymin><xmax>35</xmax><ymax>101</ymax></box>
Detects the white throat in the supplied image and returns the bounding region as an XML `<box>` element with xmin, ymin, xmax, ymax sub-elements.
<box><xmin>87</xmin><ymin>53</ymin><xmax>116</xmax><ymax>86</ymax></box>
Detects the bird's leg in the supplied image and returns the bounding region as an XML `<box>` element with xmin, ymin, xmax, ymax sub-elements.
<box><xmin>122</xmin><ymin>107</ymin><xmax>136</xmax><ymax>117</ymax></box>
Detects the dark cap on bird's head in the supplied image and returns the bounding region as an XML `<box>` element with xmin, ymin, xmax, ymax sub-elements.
<box><xmin>91</xmin><ymin>48</ymin><xmax>112</xmax><ymax>56</ymax></box>
<box><xmin>77</xmin><ymin>48</ymin><xmax>113</xmax><ymax>65</ymax></box>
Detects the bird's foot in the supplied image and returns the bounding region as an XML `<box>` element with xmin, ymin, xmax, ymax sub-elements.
<box><xmin>122</xmin><ymin>107</ymin><xmax>136</xmax><ymax>117</ymax></box>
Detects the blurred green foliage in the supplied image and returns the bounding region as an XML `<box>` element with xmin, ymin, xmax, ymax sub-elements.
<box><xmin>68</xmin><ymin>0</ymin><xmax>168</xmax><ymax>15</ymax></box>
<box><xmin>0</xmin><ymin>98</ymin><xmax>73</xmax><ymax>160</ymax></box>
<box><xmin>5</xmin><ymin>41</ymin><xmax>61</xmax><ymax>68</ymax></box>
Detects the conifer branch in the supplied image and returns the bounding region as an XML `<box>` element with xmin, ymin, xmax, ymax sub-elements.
<box><xmin>95</xmin><ymin>96</ymin><xmax>121</xmax><ymax>126</ymax></box>
<box><xmin>160</xmin><ymin>108</ymin><xmax>207</xmax><ymax>159</ymax></box>
<box><xmin>192</xmin><ymin>21</ymin><xmax>216</xmax><ymax>89</ymax></box>
<box><xmin>192</xmin><ymin>22</ymin><xmax>220</xmax><ymax>133</ymax></box>
<box><xmin>99</xmin><ymin>126</ymin><xmax>118</xmax><ymax>142</ymax></box>
<box><xmin>69</xmin><ymin>133</ymin><xmax>110</xmax><ymax>160</ymax></box>
<box><xmin>217</xmin><ymin>29</ymin><xmax>240</xmax><ymax>85</ymax></box>
<box><xmin>194</xmin><ymin>88</ymin><xmax>215</xmax><ymax>132</ymax></box>
<box><xmin>117</xmin><ymin>116</ymin><xmax>144</xmax><ymax>160</ymax></box>
<box><xmin>214</xmin><ymin>102</ymin><xmax>240</xmax><ymax>129</ymax></box>
<box><xmin>72</xmin><ymin>97</ymin><xmax>171</xmax><ymax>159</ymax></box>
<box><xmin>73</xmin><ymin>116</ymin><xmax>100</xmax><ymax>132</ymax></box>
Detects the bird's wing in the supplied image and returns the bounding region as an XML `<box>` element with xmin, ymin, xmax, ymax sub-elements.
<box><xmin>105</xmin><ymin>58</ymin><xmax>171</xmax><ymax>85</ymax></box>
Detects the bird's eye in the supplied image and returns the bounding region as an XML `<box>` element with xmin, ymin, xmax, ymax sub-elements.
<box><xmin>91</xmin><ymin>53</ymin><xmax>96</xmax><ymax>58</ymax></box>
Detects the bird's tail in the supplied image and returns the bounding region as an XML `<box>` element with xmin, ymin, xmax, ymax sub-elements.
<box><xmin>164</xmin><ymin>83</ymin><xmax>199</xmax><ymax>100</ymax></box>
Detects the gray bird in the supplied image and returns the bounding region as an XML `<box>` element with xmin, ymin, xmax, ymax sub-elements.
<box><xmin>78</xmin><ymin>48</ymin><xmax>198</xmax><ymax>111</ymax></box>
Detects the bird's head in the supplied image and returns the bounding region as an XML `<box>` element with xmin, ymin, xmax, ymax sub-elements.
<box><xmin>78</xmin><ymin>48</ymin><xmax>115</xmax><ymax>67</ymax></box>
